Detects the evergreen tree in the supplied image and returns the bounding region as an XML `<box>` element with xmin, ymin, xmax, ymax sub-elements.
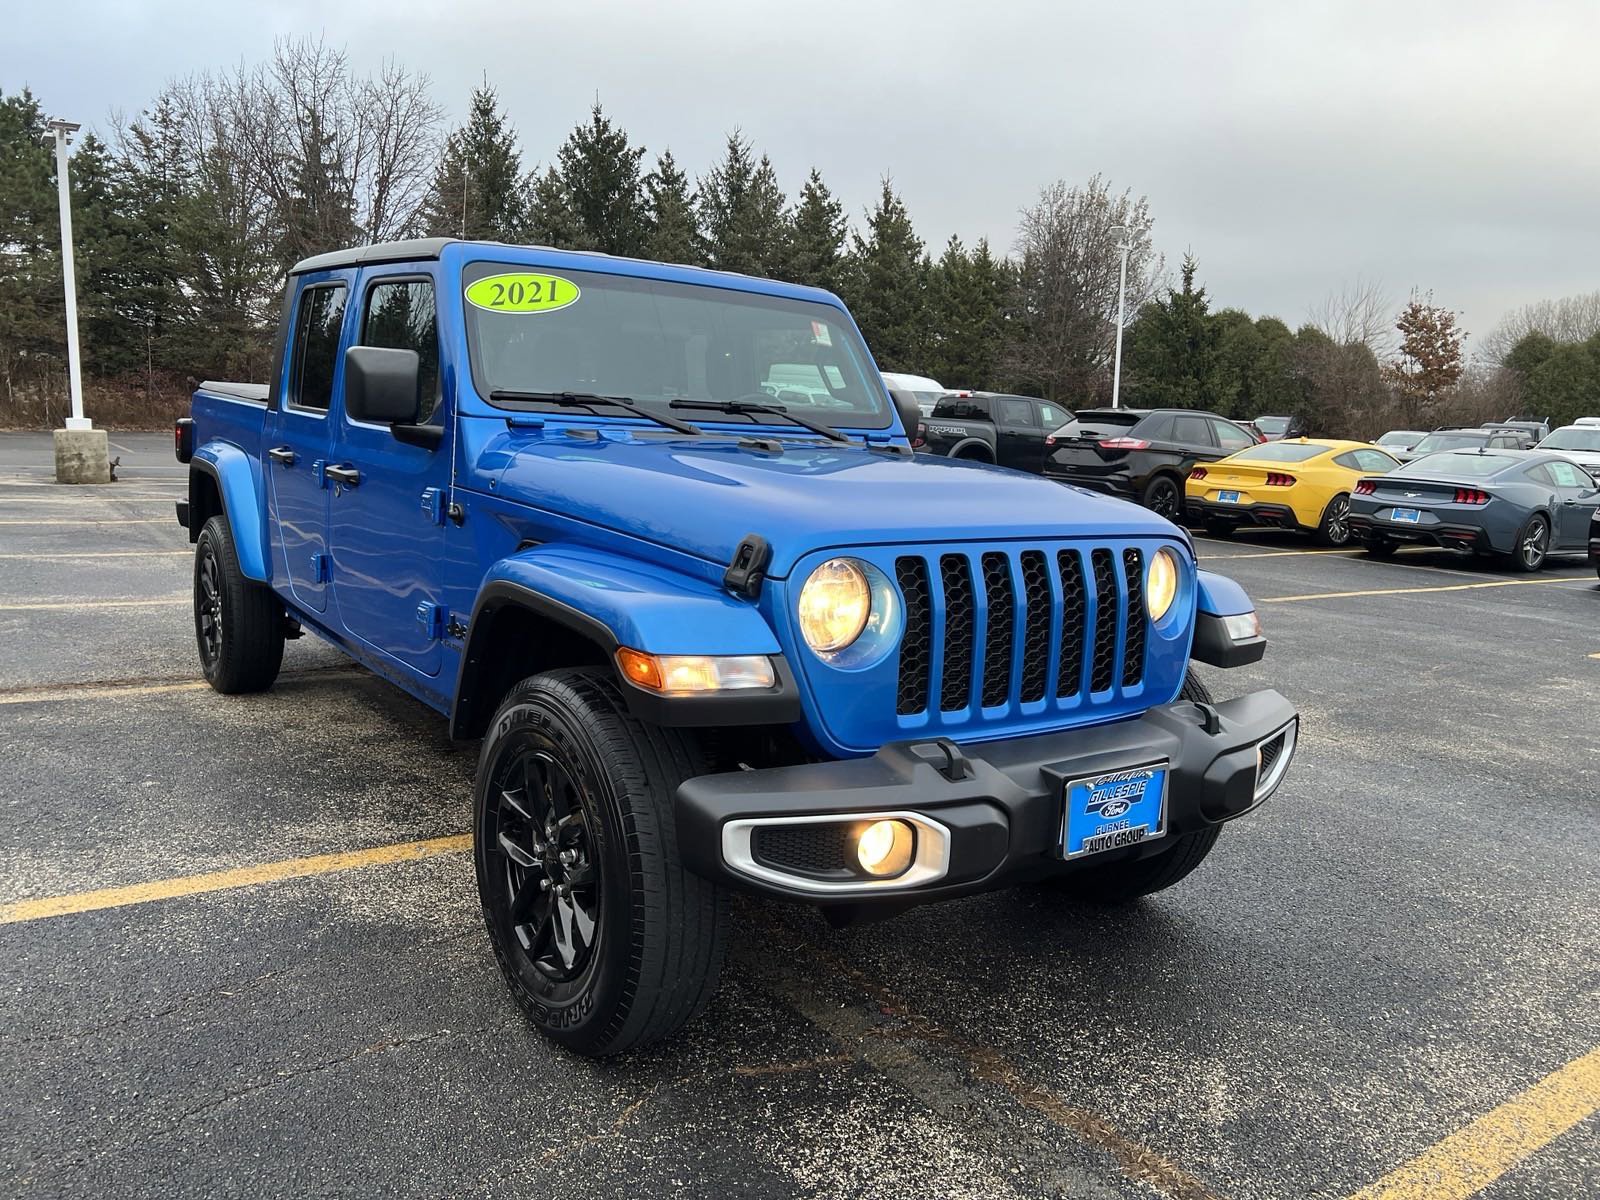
<box><xmin>116</xmin><ymin>96</ymin><xmax>194</xmax><ymax>383</ymax></box>
<box><xmin>420</xmin><ymin>85</ymin><xmax>527</xmax><ymax>241</ymax></box>
<box><xmin>925</xmin><ymin>236</ymin><xmax>1009</xmax><ymax>388</ymax></box>
<box><xmin>0</xmin><ymin>88</ymin><xmax>65</xmax><ymax>407</ymax></box>
<box><xmin>524</xmin><ymin>165</ymin><xmax>582</xmax><ymax>248</ymax></box>
<box><xmin>1123</xmin><ymin>254</ymin><xmax>1216</xmax><ymax>409</ymax></box>
<box><xmin>785</xmin><ymin>168</ymin><xmax>846</xmax><ymax>292</ymax></box>
<box><xmin>276</xmin><ymin>106</ymin><xmax>358</xmax><ymax>267</ymax></box>
<box><xmin>555</xmin><ymin>102</ymin><xmax>648</xmax><ymax>255</ymax></box>
<box><xmin>697</xmin><ymin>131</ymin><xmax>787</xmax><ymax>276</ymax></box>
<box><xmin>841</xmin><ymin>179</ymin><xmax>925</xmax><ymax>370</ymax></box>
<box><xmin>643</xmin><ymin>150</ymin><xmax>699</xmax><ymax>265</ymax></box>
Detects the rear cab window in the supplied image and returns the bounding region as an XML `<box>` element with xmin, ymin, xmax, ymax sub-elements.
<box><xmin>932</xmin><ymin>395</ymin><xmax>993</xmax><ymax>419</ymax></box>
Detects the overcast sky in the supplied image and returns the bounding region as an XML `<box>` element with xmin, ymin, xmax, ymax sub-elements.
<box><xmin>9</xmin><ymin>0</ymin><xmax>1599</xmax><ymax>354</ymax></box>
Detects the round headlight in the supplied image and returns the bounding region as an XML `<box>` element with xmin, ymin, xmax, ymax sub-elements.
<box><xmin>1147</xmin><ymin>548</ymin><xmax>1180</xmax><ymax>620</ymax></box>
<box><xmin>798</xmin><ymin>558</ymin><xmax>871</xmax><ymax>654</ymax></box>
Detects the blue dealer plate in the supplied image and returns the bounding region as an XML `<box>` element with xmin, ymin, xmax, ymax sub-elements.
<box><xmin>1217</xmin><ymin>490</ymin><xmax>1241</xmax><ymax>503</ymax></box>
<box><xmin>1060</xmin><ymin>763</ymin><xmax>1169</xmax><ymax>859</ymax></box>
<box><xmin>1390</xmin><ymin>507</ymin><xmax>1422</xmax><ymax>524</ymax></box>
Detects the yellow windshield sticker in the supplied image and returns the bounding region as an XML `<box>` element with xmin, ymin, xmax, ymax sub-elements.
<box><xmin>465</xmin><ymin>273</ymin><xmax>580</xmax><ymax>314</ymax></box>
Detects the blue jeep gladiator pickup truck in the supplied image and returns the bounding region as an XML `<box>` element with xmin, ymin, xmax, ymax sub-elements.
<box><xmin>173</xmin><ymin>238</ymin><xmax>1297</xmax><ymax>1055</ymax></box>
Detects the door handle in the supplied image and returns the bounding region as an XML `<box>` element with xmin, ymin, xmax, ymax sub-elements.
<box><xmin>324</xmin><ymin>465</ymin><xmax>361</xmax><ymax>488</ymax></box>
<box><xmin>267</xmin><ymin>446</ymin><xmax>296</xmax><ymax>466</ymax></box>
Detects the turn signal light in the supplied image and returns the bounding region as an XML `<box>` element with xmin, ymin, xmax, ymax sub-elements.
<box><xmin>615</xmin><ymin>649</ymin><xmax>776</xmax><ymax>694</ymax></box>
<box><xmin>1453</xmin><ymin>488</ymin><xmax>1490</xmax><ymax>505</ymax></box>
<box><xmin>1098</xmin><ymin>437</ymin><xmax>1150</xmax><ymax>450</ymax></box>
<box><xmin>1354</xmin><ymin>480</ymin><xmax>1377</xmax><ymax>495</ymax></box>
<box><xmin>1264</xmin><ymin>473</ymin><xmax>1296</xmax><ymax>487</ymax></box>
<box><xmin>1189</xmin><ymin>466</ymin><xmax>1208</xmax><ymax>480</ymax></box>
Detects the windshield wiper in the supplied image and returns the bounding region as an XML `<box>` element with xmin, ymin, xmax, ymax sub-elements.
<box><xmin>490</xmin><ymin>390</ymin><xmax>704</xmax><ymax>437</ymax></box>
<box><xmin>668</xmin><ymin>398</ymin><xmax>851</xmax><ymax>444</ymax></box>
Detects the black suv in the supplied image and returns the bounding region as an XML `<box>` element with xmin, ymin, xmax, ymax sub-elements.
<box><xmin>1043</xmin><ymin>408</ymin><xmax>1259</xmax><ymax>518</ymax></box>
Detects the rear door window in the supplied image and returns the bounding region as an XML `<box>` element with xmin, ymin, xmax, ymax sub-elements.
<box><xmin>289</xmin><ymin>284</ymin><xmax>349</xmax><ymax>412</ymax></box>
<box><xmin>996</xmin><ymin>398</ymin><xmax>1036</xmax><ymax>427</ymax></box>
<box><xmin>1172</xmin><ymin>414</ymin><xmax>1215</xmax><ymax>447</ymax></box>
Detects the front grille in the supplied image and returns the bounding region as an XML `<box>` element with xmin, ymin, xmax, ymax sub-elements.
<box><xmin>894</xmin><ymin>543</ymin><xmax>1153</xmax><ymax>721</ymax></box>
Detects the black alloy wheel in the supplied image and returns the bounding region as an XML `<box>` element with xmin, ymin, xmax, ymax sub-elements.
<box><xmin>487</xmin><ymin>748</ymin><xmax>601</xmax><ymax>982</ymax></box>
<box><xmin>196</xmin><ymin>540</ymin><xmax>224</xmax><ymax>667</ymax></box>
<box><xmin>1142</xmin><ymin>476</ymin><xmax>1181</xmax><ymax>519</ymax></box>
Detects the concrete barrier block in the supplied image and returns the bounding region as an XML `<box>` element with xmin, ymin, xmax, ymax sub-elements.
<box><xmin>53</xmin><ymin>427</ymin><xmax>112</xmax><ymax>484</ymax></box>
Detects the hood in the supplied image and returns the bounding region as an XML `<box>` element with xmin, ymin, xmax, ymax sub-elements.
<box><xmin>484</xmin><ymin>429</ymin><xmax>1183</xmax><ymax>576</ymax></box>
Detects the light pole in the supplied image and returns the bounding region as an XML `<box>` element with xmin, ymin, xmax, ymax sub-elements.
<box><xmin>1110</xmin><ymin>224</ymin><xmax>1131</xmax><ymax>410</ymax></box>
<box><xmin>48</xmin><ymin>118</ymin><xmax>90</xmax><ymax>432</ymax></box>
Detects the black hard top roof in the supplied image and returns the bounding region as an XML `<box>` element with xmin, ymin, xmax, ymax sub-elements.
<box><xmin>290</xmin><ymin>238</ymin><xmax>457</xmax><ymax>275</ymax></box>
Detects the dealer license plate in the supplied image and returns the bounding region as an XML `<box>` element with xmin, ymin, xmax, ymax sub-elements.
<box><xmin>1217</xmin><ymin>490</ymin><xmax>1240</xmax><ymax>503</ymax></box>
<box><xmin>1060</xmin><ymin>763</ymin><xmax>1169</xmax><ymax>859</ymax></box>
<box><xmin>1390</xmin><ymin>507</ymin><xmax>1422</xmax><ymax>524</ymax></box>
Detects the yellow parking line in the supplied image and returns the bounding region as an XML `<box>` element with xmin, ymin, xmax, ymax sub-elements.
<box><xmin>0</xmin><ymin>835</ymin><xmax>473</xmax><ymax>924</ymax></box>
<box><xmin>0</xmin><ymin>679</ymin><xmax>211</xmax><ymax>705</ymax></box>
<box><xmin>0</xmin><ymin>550</ymin><xmax>189</xmax><ymax>560</ymax></box>
<box><xmin>1346</xmin><ymin>1045</ymin><xmax>1600</xmax><ymax>1200</ymax></box>
<box><xmin>0</xmin><ymin>596</ymin><xmax>187</xmax><ymax>611</ymax></box>
<box><xmin>0</xmin><ymin>495</ymin><xmax>176</xmax><ymax>503</ymax></box>
<box><xmin>1263</xmin><ymin>578</ymin><xmax>1591</xmax><ymax>603</ymax></box>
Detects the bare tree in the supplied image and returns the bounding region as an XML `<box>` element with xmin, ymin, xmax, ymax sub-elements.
<box><xmin>1309</xmin><ymin>276</ymin><xmax>1393</xmax><ymax>355</ymax></box>
<box><xmin>1480</xmin><ymin>290</ymin><xmax>1600</xmax><ymax>362</ymax></box>
<box><xmin>1004</xmin><ymin>176</ymin><xmax>1163</xmax><ymax>402</ymax></box>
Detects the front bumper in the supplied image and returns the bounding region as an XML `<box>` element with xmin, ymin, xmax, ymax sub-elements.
<box><xmin>676</xmin><ymin>688</ymin><xmax>1297</xmax><ymax>906</ymax></box>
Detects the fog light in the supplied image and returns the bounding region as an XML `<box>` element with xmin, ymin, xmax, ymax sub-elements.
<box><xmin>855</xmin><ymin>819</ymin><xmax>915</xmax><ymax>878</ymax></box>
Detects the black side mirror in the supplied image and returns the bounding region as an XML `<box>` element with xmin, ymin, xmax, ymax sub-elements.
<box><xmin>887</xmin><ymin>387</ymin><xmax>922</xmax><ymax>440</ymax></box>
<box><xmin>345</xmin><ymin>346</ymin><xmax>422</xmax><ymax>425</ymax></box>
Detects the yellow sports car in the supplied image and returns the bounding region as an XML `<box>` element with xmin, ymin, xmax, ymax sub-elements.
<box><xmin>1185</xmin><ymin>438</ymin><xmax>1401</xmax><ymax>546</ymax></box>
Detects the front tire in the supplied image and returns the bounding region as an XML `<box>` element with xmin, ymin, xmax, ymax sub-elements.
<box><xmin>194</xmin><ymin>515</ymin><xmax>284</xmax><ymax>693</ymax></box>
<box><xmin>474</xmin><ymin>668</ymin><xmax>727</xmax><ymax>1056</ymax></box>
<box><xmin>1033</xmin><ymin>668</ymin><xmax>1222</xmax><ymax>905</ymax></box>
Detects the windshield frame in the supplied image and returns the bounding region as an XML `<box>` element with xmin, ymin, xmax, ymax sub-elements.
<box><xmin>459</xmin><ymin>260</ymin><xmax>893</xmax><ymax>431</ymax></box>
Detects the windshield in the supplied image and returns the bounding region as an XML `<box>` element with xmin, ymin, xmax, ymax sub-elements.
<box><xmin>1540</xmin><ymin>428</ymin><xmax>1600</xmax><ymax>452</ymax></box>
<box><xmin>1226</xmin><ymin>441</ymin><xmax>1329</xmax><ymax>463</ymax></box>
<box><xmin>1411</xmin><ymin>432</ymin><xmax>1487</xmax><ymax>453</ymax></box>
<box><xmin>463</xmin><ymin>264</ymin><xmax>889</xmax><ymax>428</ymax></box>
<box><xmin>1396</xmin><ymin>453</ymin><xmax>1518</xmax><ymax>478</ymax></box>
<box><xmin>1376</xmin><ymin>431</ymin><xmax>1423</xmax><ymax>446</ymax></box>
<box><xmin>1254</xmin><ymin>416</ymin><xmax>1290</xmax><ymax>434</ymax></box>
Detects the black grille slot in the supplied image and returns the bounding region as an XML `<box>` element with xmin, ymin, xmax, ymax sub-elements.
<box><xmin>751</xmin><ymin>824</ymin><xmax>852</xmax><ymax>877</ymax></box>
<box><xmin>894</xmin><ymin>557</ymin><xmax>932</xmax><ymax>714</ymax></box>
<box><xmin>1121</xmin><ymin>548</ymin><xmax>1146</xmax><ymax>687</ymax></box>
<box><xmin>1055</xmin><ymin>550</ymin><xmax>1086</xmax><ymax>698</ymax></box>
<box><xmin>1018</xmin><ymin>550</ymin><xmax>1051</xmax><ymax>703</ymax></box>
<box><xmin>980</xmin><ymin>553</ymin><xmax>1014</xmax><ymax>707</ymax></box>
<box><xmin>939</xmin><ymin>554</ymin><xmax>975</xmax><ymax>710</ymax></box>
<box><xmin>1090</xmin><ymin>548</ymin><xmax>1119</xmax><ymax>692</ymax></box>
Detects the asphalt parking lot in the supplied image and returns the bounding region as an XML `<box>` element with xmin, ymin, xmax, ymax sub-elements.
<box><xmin>2</xmin><ymin>431</ymin><xmax>1596</xmax><ymax>1200</ymax></box>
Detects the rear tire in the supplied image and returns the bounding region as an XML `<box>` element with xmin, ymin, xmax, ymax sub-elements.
<box><xmin>194</xmin><ymin>515</ymin><xmax>283</xmax><ymax>694</ymax></box>
<box><xmin>1506</xmin><ymin>514</ymin><xmax>1549</xmax><ymax>572</ymax></box>
<box><xmin>1141</xmin><ymin>475</ymin><xmax>1183</xmax><ymax>520</ymax></box>
<box><xmin>1031</xmin><ymin>668</ymin><xmax>1222</xmax><ymax>905</ymax></box>
<box><xmin>474</xmin><ymin>667</ymin><xmax>727</xmax><ymax>1056</ymax></box>
<box><xmin>1315</xmin><ymin>494</ymin><xmax>1352</xmax><ymax>547</ymax></box>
